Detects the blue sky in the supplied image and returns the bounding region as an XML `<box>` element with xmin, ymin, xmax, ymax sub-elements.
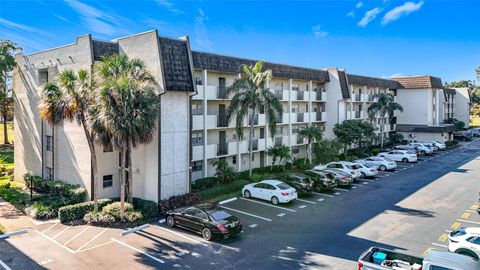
<box><xmin>1</xmin><ymin>0</ymin><xmax>479</xmax><ymax>82</ymax></box>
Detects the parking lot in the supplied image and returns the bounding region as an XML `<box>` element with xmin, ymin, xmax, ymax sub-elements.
<box><xmin>1</xmin><ymin>138</ymin><xmax>480</xmax><ymax>269</ymax></box>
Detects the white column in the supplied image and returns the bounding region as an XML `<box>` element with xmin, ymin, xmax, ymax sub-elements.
<box><xmin>265</xmin><ymin>79</ymin><xmax>270</xmax><ymax>166</ymax></box>
<box><xmin>308</xmin><ymin>80</ymin><xmax>313</xmax><ymax>124</ymax></box>
<box><xmin>236</xmin><ymin>73</ymin><xmax>242</xmax><ymax>172</ymax></box>
<box><xmin>202</xmin><ymin>69</ymin><xmax>208</xmax><ymax>178</ymax></box>
<box><xmin>288</xmin><ymin>79</ymin><xmax>293</xmax><ymax>147</ymax></box>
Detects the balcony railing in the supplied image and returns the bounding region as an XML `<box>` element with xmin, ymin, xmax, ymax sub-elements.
<box><xmin>297</xmin><ymin>112</ymin><xmax>304</xmax><ymax>123</ymax></box>
<box><xmin>249</xmin><ymin>114</ymin><xmax>259</xmax><ymax>125</ymax></box>
<box><xmin>274</xmin><ymin>137</ymin><xmax>283</xmax><ymax>146</ymax></box>
<box><xmin>217</xmin><ymin>143</ymin><xmax>228</xmax><ymax>156</ymax></box>
<box><xmin>217</xmin><ymin>86</ymin><xmax>228</xmax><ymax>99</ymax></box>
<box><xmin>248</xmin><ymin>139</ymin><xmax>259</xmax><ymax>151</ymax></box>
<box><xmin>297</xmin><ymin>136</ymin><xmax>304</xmax><ymax>144</ymax></box>
<box><xmin>195</xmin><ymin>79</ymin><xmax>203</xmax><ymax>85</ymax></box>
<box><xmin>217</xmin><ymin>115</ymin><xmax>228</xmax><ymax>127</ymax></box>
<box><xmin>192</xmin><ymin>138</ymin><xmax>203</xmax><ymax>146</ymax></box>
<box><xmin>292</xmin><ymin>86</ymin><xmax>300</xmax><ymax>91</ymax></box>
<box><xmin>354</xmin><ymin>94</ymin><xmax>361</xmax><ymax>102</ymax></box>
<box><xmin>367</xmin><ymin>95</ymin><xmax>375</xmax><ymax>102</ymax></box>
<box><xmin>275</xmin><ymin>114</ymin><xmax>283</xmax><ymax>124</ymax></box>
<box><xmin>316</xmin><ymin>91</ymin><xmax>323</xmax><ymax>101</ymax></box>
<box><xmin>275</xmin><ymin>90</ymin><xmax>283</xmax><ymax>100</ymax></box>
<box><xmin>316</xmin><ymin>112</ymin><xmax>323</xmax><ymax>121</ymax></box>
<box><xmin>355</xmin><ymin>111</ymin><xmax>361</xmax><ymax>119</ymax></box>
<box><xmin>192</xmin><ymin>108</ymin><xmax>203</xmax><ymax>115</ymax></box>
<box><xmin>297</xmin><ymin>91</ymin><xmax>305</xmax><ymax>100</ymax></box>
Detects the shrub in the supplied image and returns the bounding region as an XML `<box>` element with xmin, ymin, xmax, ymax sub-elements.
<box><xmin>83</xmin><ymin>211</ymin><xmax>115</xmax><ymax>226</ymax></box>
<box><xmin>102</xmin><ymin>202</ymin><xmax>134</xmax><ymax>219</ymax></box>
<box><xmin>25</xmin><ymin>202</ymin><xmax>57</xmax><ymax>220</ymax></box>
<box><xmin>6</xmin><ymin>168</ymin><xmax>14</xmax><ymax>176</ymax></box>
<box><xmin>58</xmin><ymin>199</ymin><xmax>113</xmax><ymax>223</ymax></box>
<box><xmin>23</xmin><ymin>173</ymin><xmax>87</xmax><ymax>203</ymax></box>
<box><xmin>124</xmin><ymin>211</ymin><xmax>143</xmax><ymax>223</ymax></box>
<box><xmin>132</xmin><ymin>198</ymin><xmax>158</xmax><ymax>219</ymax></box>
<box><xmin>371</xmin><ymin>148</ymin><xmax>382</xmax><ymax>156</ymax></box>
<box><xmin>192</xmin><ymin>177</ymin><xmax>219</xmax><ymax>192</ymax></box>
<box><xmin>250</xmin><ymin>174</ymin><xmax>263</xmax><ymax>183</ymax></box>
<box><xmin>445</xmin><ymin>140</ymin><xmax>459</xmax><ymax>147</ymax></box>
<box><xmin>159</xmin><ymin>193</ymin><xmax>201</xmax><ymax>214</ymax></box>
<box><xmin>199</xmin><ymin>180</ymin><xmax>249</xmax><ymax>201</ymax></box>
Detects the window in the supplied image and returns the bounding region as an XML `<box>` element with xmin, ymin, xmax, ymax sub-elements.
<box><xmin>182</xmin><ymin>208</ymin><xmax>197</xmax><ymax>216</ymax></box>
<box><xmin>192</xmin><ymin>131</ymin><xmax>203</xmax><ymax>146</ymax></box>
<box><xmin>192</xmin><ymin>161</ymin><xmax>203</xmax><ymax>172</ymax></box>
<box><xmin>193</xmin><ymin>209</ymin><xmax>208</xmax><ymax>220</ymax></box>
<box><xmin>429</xmin><ymin>266</ymin><xmax>453</xmax><ymax>270</ymax></box>
<box><xmin>194</xmin><ymin>76</ymin><xmax>203</xmax><ymax>85</ymax></box>
<box><xmin>38</xmin><ymin>69</ymin><xmax>48</xmax><ymax>84</ymax></box>
<box><xmin>232</xmin><ymin>155</ymin><xmax>237</xmax><ymax>165</ymax></box>
<box><xmin>46</xmin><ymin>136</ymin><xmax>53</xmax><ymax>151</ymax></box>
<box><xmin>192</xmin><ymin>103</ymin><xmax>203</xmax><ymax>115</ymax></box>
<box><xmin>251</xmin><ymin>153</ymin><xmax>255</xmax><ymax>161</ymax></box>
<box><xmin>103</xmin><ymin>175</ymin><xmax>113</xmax><ymax>188</ymax></box>
<box><xmin>46</xmin><ymin>167</ymin><xmax>53</xmax><ymax>180</ymax></box>
<box><xmin>103</xmin><ymin>143</ymin><xmax>113</xmax><ymax>152</ymax></box>
<box><xmin>254</xmin><ymin>183</ymin><xmax>265</xmax><ymax>189</ymax></box>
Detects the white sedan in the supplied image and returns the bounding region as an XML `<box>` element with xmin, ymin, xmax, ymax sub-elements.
<box><xmin>355</xmin><ymin>157</ymin><xmax>397</xmax><ymax>171</ymax></box>
<box><xmin>431</xmin><ymin>140</ymin><xmax>446</xmax><ymax>150</ymax></box>
<box><xmin>448</xmin><ymin>227</ymin><xmax>480</xmax><ymax>260</ymax></box>
<box><xmin>242</xmin><ymin>180</ymin><xmax>297</xmax><ymax>205</ymax></box>
<box><xmin>314</xmin><ymin>161</ymin><xmax>362</xmax><ymax>179</ymax></box>
<box><xmin>355</xmin><ymin>163</ymin><xmax>378</xmax><ymax>178</ymax></box>
<box><xmin>378</xmin><ymin>150</ymin><xmax>417</xmax><ymax>163</ymax></box>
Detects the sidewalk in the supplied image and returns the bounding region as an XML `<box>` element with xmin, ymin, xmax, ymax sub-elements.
<box><xmin>0</xmin><ymin>198</ymin><xmax>35</xmax><ymax>233</ymax></box>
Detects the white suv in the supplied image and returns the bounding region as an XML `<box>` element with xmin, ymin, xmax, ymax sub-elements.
<box><xmin>355</xmin><ymin>156</ymin><xmax>397</xmax><ymax>171</ymax></box>
<box><xmin>431</xmin><ymin>140</ymin><xmax>447</xmax><ymax>150</ymax></box>
<box><xmin>314</xmin><ymin>161</ymin><xmax>362</xmax><ymax>180</ymax></box>
<box><xmin>378</xmin><ymin>150</ymin><xmax>417</xmax><ymax>163</ymax></box>
<box><xmin>448</xmin><ymin>227</ymin><xmax>480</xmax><ymax>260</ymax></box>
<box><xmin>408</xmin><ymin>142</ymin><xmax>433</xmax><ymax>155</ymax></box>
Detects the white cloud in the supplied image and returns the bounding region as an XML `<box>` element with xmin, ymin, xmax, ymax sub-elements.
<box><xmin>312</xmin><ymin>25</ymin><xmax>328</xmax><ymax>38</ymax></box>
<box><xmin>358</xmin><ymin>7</ymin><xmax>382</xmax><ymax>27</ymax></box>
<box><xmin>347</xmin><ymin>11</ymin><xmax>355</xmax><ymax>18</ymax></box>
<box><xmin>155</xmin><ymin>0</ymin><xmax>183</xmax><ymax>14</ymax></box>
<box><xmin>390</xmin><ymin>73</ymin><xmax>404</xmax><ymax>78</ymax></box>
<box><xmin>0</xmin><ymin>18</ymin><xmax>53</xmax><ymax>37</ymax></box>
<box><xmin>356</xmin><ymin>1</ymin><xmax>363</xmax><ymax>8</ymax></box>
<box><xmin>382</xmin><ymin>1</ymin><xmax>424</xmax><ymax>25</ymax></box>
<box><xmin>193</xmin><ymin>8</ymin><xmax>213</xmax><ymax>51</ymax></box>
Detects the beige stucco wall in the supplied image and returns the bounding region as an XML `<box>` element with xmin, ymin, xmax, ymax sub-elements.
<box><xmin>453</xmin><ymin>88</ymin><xmax>470</xmax><ymax>127</ymax></box>
<box><xmin>396</xmin><ymin>88</ymin><xmax>432</xmax><ymax>126</ymax></box>
<box><xmin>324</xmin><ymin>68</ymin><xmax>344</xmax><ymax>139</ymax></box>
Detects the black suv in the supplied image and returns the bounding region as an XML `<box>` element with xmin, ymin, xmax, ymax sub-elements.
<box><xmin>282</xmin><ymin>173</ymin><xmax>314</xmax><ymax>195</ymax></box>
<box><xmin>304</xmin><ymin>170</ymin><xmax>338</xmax><ymax>191</ymax></box>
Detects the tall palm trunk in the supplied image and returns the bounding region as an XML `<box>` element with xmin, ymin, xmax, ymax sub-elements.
<box><xmin>2</xmin><ymin>77</ymin><xmax>9</xmax><ymax>145</ymax></box>
<box><xmin>380</xmin><ymin>110</ymin><xmax>386</xmax><ymax>148</ymax></box>
<box><xmin>248</xmin><ymin>108</ymin><xmax>255</xmax><ymax>178</ymax></box>
<box><xmin>127</xmin><ymin>142</ymin><xmax>133</xmax><ymax>203</ymax></box>
<box><xmin>119</xmin><ymin>147</ymin><xmax>126</xmax><ymax>220</ymax></box>
<box><xmin>82</xmin><ymin>120</ymin><xmax>98</xmax><ymax>212</ymax></box>
<box><xmin>305</xmin><ymin>138</ymin><xmax>312</xmax><ymax>165</ymax></box>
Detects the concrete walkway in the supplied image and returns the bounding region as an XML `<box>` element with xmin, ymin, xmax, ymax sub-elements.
<box><xmin>0</xmin><ymin>198</ymin><xmax>35</xmax><ymax>233</ymax></box>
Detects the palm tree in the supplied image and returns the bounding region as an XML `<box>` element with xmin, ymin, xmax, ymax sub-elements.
<box><xmin>298</xmin><ymin>124</ymin><xmax>322</xmax><ymax>164</ymax></box>
<box><xmin>367</xmin><ymin>92</ymin><xmax>403</xmax><ymax>148</ymax></box>
<box><xmin>267</xmin><ymin>144</ymin><xmax>291</xmax><ymax>170</ymax></box>
<box><xmin>0</xmin><ymin>40</ymin><xmax>19</xmax><ymax>144</ymax></box>
<box><xmin>94</xmin><ymin>54</ymin><xmax>158</xmax><ymax>219</ymax></box>
<box><xmin>39</xmin><ymin>70</ymin><xmax>101</xmax><ymax>211</ymax></box>
<box><xmin>226</xmin><ymin>61</ymin><xmax>283</xmax><ymax>177</ymax></box>
<box><xmin>210</xmin><ymin>159</ymin><xmax>236</xmax><ymax>184</ymax></box>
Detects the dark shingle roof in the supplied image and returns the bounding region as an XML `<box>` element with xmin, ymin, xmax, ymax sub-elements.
<box><xmin>396</xmin><ymin>124</ymin><xmax>455</xmax><ymax>133</ymax></box>
<box><xmin>192</xmin><ymin>51</ymin><xmax>330</xmax><ymax>82</ymax></box>
<box><xmin>92</xmin><ymin>40</ymin><xmax>119</xmax><ymax>61</ymax></box>
<box><xmin>159</xmin><ymin>37</ymin><xmax>195</xmax><ymax>92</ymax></box>
<box><xmin>347</xmin><ymin>74</ymin><xmax>401</xmax><ymax>89</ymax></box>
<box><xmin>337</xmin><ymin>70</ymin><xmax>350</xmax><ymax>99</ymax></box>
<box><xmin>393</xmin><ymin>76</ymin><xmax>443</xmax><ymax>89</ymax></box>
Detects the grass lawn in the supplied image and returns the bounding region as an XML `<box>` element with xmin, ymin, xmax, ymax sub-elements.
<box><xmin>0</xmin><ymin>121</ymin><xmax>13</xmax><ymax>145</ymax></box>
<box><xmin>0</xmin><ymin>180</ymin><xmax>30</xmax><ymax>212</ymax></box>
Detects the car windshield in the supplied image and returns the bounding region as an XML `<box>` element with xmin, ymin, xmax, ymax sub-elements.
<box><xmin>347</xmin><ymin>164</ymin><xmax>359</xmax><ymax>169</ymax></box>
<box><xmin>276</xmin><ymin>183</ymin><xmax>291</xmax><ymax>190</ymax></box>
<box><xmin>209</xmin><ymin>210</ymin><xmax>232</xmax><ymax>220</ymax></box>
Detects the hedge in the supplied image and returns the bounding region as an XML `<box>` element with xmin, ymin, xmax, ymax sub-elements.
<box><xmin>192</xmin><ymin>177</ymin><xmax>219</xmax><ymax>192</ymax></box>
<box><xmin>132</xmin><ymin>198</ymin><xmax>158</xmax><ymax>219</ymax></box>
<box><xmin>58</xmin><ymin>199</ymin><xmax>113</xmax><ymax>223</ymax></box>
<box><xmin>24</xmin><ymin>173</ymin><xmax>87</xmax><ymax>203</ymax></box>
<box><xmin>159</xmin><ymin>193</ymin><xmax>201</xmax><ymax>214</ymax></box>
<box><xmin>199</xmin><ymin>180</ymin><xmax>249</xmax><ymax>201</ymax></box>
<box><xmin>445</xmin><ymin>140</ymin><xmax>459</xmax><ymax>147</ymax></box>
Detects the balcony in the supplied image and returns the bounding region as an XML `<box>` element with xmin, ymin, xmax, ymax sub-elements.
<box><xmin>367</xmin><ymin>94</ymin><xmax>375</xmax><ymax>102</ymax></box>
<box><xmin>353</xmin><ymin>93</ymin><xmax>362</xmax><ymax>102</ymax></box>
<box><xmin>217</xmin><ymin>86</ymin><xmax>228</xmax><ymax>99</ymax></box>
<box><xmin>275</xmin><ymin>90</ymin><xmax>283</xmax><ymax>100</ymax></box>
<box><xmin>193</xmin><ymin>85</ymin><xmax>204</xmax><ymax>100</ymax></box>
<box><xmin>355</xmin><ymin>111</ymin><xmax>361</xmax><ymax>119</ymax></box>
<box><xmin>296</xmin><ymin>135</ymin><xmax>305</xmax><ymax>144</ymax></box>
<box><xmin>248</xmin><ymin>139</ymin><xmax>259</xmax><ymax>151</ymax></box>
<box><xmin>274</xmin><ymin>136</ymin><xmax>283</xmax><ymax>146</ymax></box>
<box><xmin>192</xmin><ymin>145</ymin><xmax>203</xmax><ymax>161</ymax></box>
<box><xmin>296</xmin><ymin>91</ymin><xmax>305</xmax><ymax>101</ymax></box>
<box><xmin>205</xmin><ymin>144</ymin><xmax>216</xmax><ymax>159</ymax></box>
<box><xmin>249</xmin><ymin>114</ymin><xmax>259</xmax><ymax>125</ymax></box>
<box><xmin>297</xmin><ymin>112</ymin><xmax>304</xmax><ymax>123</ymax></box>
<box><xmin>192</xmin><ymin>108</ymin><xmax>203</xmax><ymax>115</ymax></box>
<box><xmin>217</xmin><ymin>143</ymin><xmax>228</xmax><ymax>156</ymax></box>
<box><xmin>275</xmin><ymin>113</ymin><xmax>283</xmax><ymax>124</ymax></box>
<box><xmin>193</xmin><ymin>115</ymin><xmax>204</xmax><ymax>130</ymax></box>
<box><xmin>316</xmin><ymin>111</ymin><xmax>323</xmax><ymax>121</ymax></box>
<box><xmin>217</xmin><ymin>115</ymin><xmax>228</xmax><ymax>128</ymax></box>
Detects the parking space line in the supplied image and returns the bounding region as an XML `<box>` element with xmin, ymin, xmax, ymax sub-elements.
<box><xmin>461</xmin><ymin>212</ymin><xmax>472</xmax><ymax>219</ymax></box>
<box><xmin>77</xmin><ymin>240</ymin><xmax>113</xmax><ymax>253</ymax></box>
<box><xmin>466</xmin><ymin>210</ymin><xmax>476</xmax><ymax>213</ymax></box>
<box><xmin>451</xmin><ymin>222</ymin><xmax>462</xmax><ymax>230</ymax></box>
<box><xmin>457</xmin><ymin>219</ymin><xmax>480</xmax><ymax>225</ymax></box>
<box><xmin>445</xmin><ymin>230</ymin><xmax>452</xmax><ymax>233</ymax></box>
<box><xmin>0</xmin><ymin>259</ymin><xmax>12</xmax><ymax>270</ymax></box>
<box><xmin>111</xmin><ymin>238</ymin><xmax>165</xmax><ymax>264</ymax></box>
<box><xmin>437</xmin><ymin>233</ymin><xmax>448</xmax><ymax>242</ymax></box>
<box><xmin>152</xmin><ymin>225</ymin><xmax>208</xmax><ymax>247</ymax></box>
<box><xmin>431</xmin><ymin>243</ymin><xmax>447</xmax><ymax>248</ymax></box>
<box><xmin>52</xmin><ymin>226</ymin><xmax>72</xmax><ymax>239</ymax></box>
<box><xmin>362</xmin><ymin>179</ymin><xmax>375</xmax><ymax>182</ymax></box>
<box><xmin>34</xmin><ymin>230</ymin><xmax>76</xmax><ymax>254</ymax></box>
<box><xmin>352</xmin><ymin>186</ymin><xmax>357</xmax><ymax>189</ymax></box>
<box><xmin>43</xmin><ymin>222</ymin><xmax>59</xmax><ymax>234</ymax></box>
<box><xmin>219</xmin><ymin>205</ymin><xmax>272</xmax><ymax>221</ymax></box>
<box><xmin>317</xmin><ymin>198</ymin><xmax>324</xmax><ymax>202</ymax></box>
<box><xmin>312</xmin><ymin>192</ymin><xmax>334</xmax><ymax>198</ymax></box>
<box><xmin>76</xmin><ymin>228</ymin><xmax>108</xmax><ymax>252</ymax></box>
<box><xmin>334</xmin><ymin>192</ymin><xmax>341</xmax><ymax>195</ymax></box>
<box><xmin>135</xmin><ymin>230</ymin><xmax>190</xmax><ymax>256</ymax></box>
<box><xmin>333</xmin><ymin>188</ymin><xmax>349</xmax><ymax>192</ymax></box>
<box><xmin>64</xmin><ymin>226</ymin><xmax>90</xmax><ymax>245</ymax></box>
<box><xmin>239</xmin><ymin>198</ymin><xmax>296</xmax><ymax>212</ymax></box>
<box><xmin>363</xmin><ymin>182</ymin><xmax>369</xmax><ymax>185</ymax></box>
<box><xmin>350</xmin><ymin>184</ymin><xmax>362</xmax><ymax>187</ymax></box>
<box><xmin>296</xmin><ymin>198</ymin><xmax>317</xmax><ymax>205</ymax></box>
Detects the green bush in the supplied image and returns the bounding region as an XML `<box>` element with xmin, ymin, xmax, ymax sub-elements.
<box><xmin>23</xmin><ymin>173</ymin><xmax>87</xmax><ymax>203</ymax></box>
<box><xmin>25</xmin><ymin>201</ymin><xmax>57</xmax><ymax>220</ymax></box>
<box><xmin>199</xmin><ymin>180</ymin><xmax>249</xmax><ymax>201</ymax></box>
<box><xmin>192</xmin><ymin>177</ymin><xmax>219</xmax><ymax>192</ymax></box>
<box><xmin>159</xmin><ymin>193</ymin><xmax>201</xmax><ymax>214</ymax></box>
<box><xmin>58</xmin><ymin>199</ymin><xmax>113</xmax><ymax>223</ymax></box>
<box><xmin>445</xmin><ymin>140</ymin><xmax>459</xmax><ymax>147</ymax></box>
<box><xmin>371</xmin><ymin>148</ymin><xmax>382</xmax><ymax>156</ymax></box>
<box><xmin>124</xmin><ymin>211</ymin><xmax>143</xmax><ymax>223</ymax></box>
<box><xmin>83</xmin><ymin>211</ymin><xmax>115</xmax><ymax>225</ymax></box>
<box><xmin>102</xmin><ymin>202</ymin><xmax>134</xmax><ymax>219</ymax></box>
<box><xmin>132</xmin><ymin>198</ymin><xmax>158</xmax><ymax>219</ymax></box>
<box><xmin>6</xmin><ymin>168</ymin><xmax>14</xmax><ymax>176</ymax></box>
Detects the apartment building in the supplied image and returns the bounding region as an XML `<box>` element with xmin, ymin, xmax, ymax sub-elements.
<box><xmin>451</xmin><ymin>87</ymin><xmax>471</xmax><ymax>127</ymax></box>
<box><xmin>14</xmin><ymin>30</ymin><xmax>195</xmax><ymax>202</ymax></box>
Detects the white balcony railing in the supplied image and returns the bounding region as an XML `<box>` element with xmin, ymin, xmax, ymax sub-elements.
<box><xmin>193</xmin><ymin>85</ymin><xmax>204</xmax><ymax>100</ymax></box>
<box><xmin>192</xmin><ymin>145</ymin><xmax>203</xmax><ymax>161</ymax></box>
<box><xmin>192</xmin><ymin>115</ymin><xmax>204</xmax><ymax>130</ymax></box>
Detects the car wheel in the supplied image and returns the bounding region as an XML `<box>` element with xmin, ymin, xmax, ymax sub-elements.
<box><xmin>244</xmin><ymin>190</ymin><xmax>251</xmax><ymax>198</ymax></box>
<box><xmin>166</xmin><ymin>216</ymin><xmax>175</xmax><ymax>227</ymax></box>
<box><xmin>361</xmin><ymin>172</ymin><xmax>366</xmax><ymax>178</ymax></box>
<box><xmin>402</xmin><ymin>158</ymin><xmax>408</xmax><ymax>163</ymax></box>
<box><xmin>457</xmin><ymin>250</ymin><xmax>479</xmax><ymax>260</ymax></box>
<box><xmin>202</xmin><ymin>228</ymin><xmax>212</xmax><ymax>241</ymax></box>
<box><xmin>271</xmin><ymin>196</ymin><xmax>279</xmax><ymax>205</ymax></box>
<box><xmin>420</xmin><ymin>150</ymin><xmax>426</xmax><ymax>155</ymax></box>
<box><xmin>379</xmin><ymin>165</ymin><xmax>386</xmax><ymax>171</ymax></box>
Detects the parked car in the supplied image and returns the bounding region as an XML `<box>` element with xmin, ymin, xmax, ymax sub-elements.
<box><xmin>355</xmin><ymin>163</ymin><xmax>378</xmax><ymax>178</ymax></box>
<box><xmin>281</xmin><ymin>173</ymin><xmax>314</xmax><ymax>195</ymax></box>
<box><xmin>242</xmin><ymin>180</ymin><xmax>297</xmax><ymax>205</ymax></box>
<box><xmin>319</xmin><ymin>168</ymin><xmax>354</xmax><ymax>187</ymax></box>
<box><xmin>448</xmin><ymin>227</ymin><xmax>480</xmax><ymax>259</ymax></box>
<box><xmin>421</xmin><ymin>142</ymin><xmax>437</xmax><ymax>152</ymax></box>
<box><xmin>314</xmin><ymin>161</ymin><xmax>362</xmax><ymax>180</ymax></box>
<box><xmin>378</xmin><ymin>150</ymin><xmax>417</xmax><ymax>163</ymax></box>
<box><xmin>454</xmin><ymin>131</ymin><xmax>473</xmax><ymax>141</ymax></box>
<box><xmin>304</xmin><ymin>170</ymin><xmax>338</xmax><ymax>191</ymax></box>
<box><xmin>355</xmin><ymin>156</ymin><xmax>397</xmax><ymax>171</ymax></box>
<box><xmin>408</xmin><ymin>142</ymin><xmax>433</xmax><ymax>155</ymax></box>
<box><xmin>471</xmin><ymin>128</ymin><xmax>480</xmax><ymax>137</ymax></box>
<box><xmin>431</xmin><ymin>140</ymin><xmax>447</xmax><ymax>150</ymax></box>
<box><xmin>393</xmin><ymin>145</ymin><xmax>419</xmax><ymax>156</ymax></box>
<box><xmin>166</xmin><ymin>204</ymin><xmax>242</xmax><ymax>241</ymax></box>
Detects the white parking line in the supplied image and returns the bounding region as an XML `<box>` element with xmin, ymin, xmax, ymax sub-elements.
<box><xmin>317</xmin><ymin>198</ymin><xmax>324</xmax><ymax>202</ymax></box>
<box><xmin>296</xmin><ymin>198</ymin><xmax>317</xmax><ymax>205</ymax></box>
<box><xmin>277</xmin><ymin>213</ymin><xmax>286</xmax><ymax>217</ymax></box>
<box><xmin>333</xmin><ymin>188</ymin><xmax>349</xmax><ymax>192</ymax></box>
<box><xmin>352</xmin><ymin>186</ymin><xmax>357</xmax><ymax>189</ymax></box>
<box><xmin>77</xmin><ymin>240</ymin><xmax>113</xmax><ymax>253</ymax></box>
<box><xmin>445</xmin><ymin>230</ymin><xmax>452</xmax><ymax>233</ymax></box>
<box><xmin>312</xmin><ymin>192</ymin><xmax>335</xmax><ymax>198</ymax></box>
<box><xmin>64</xmin><ymin>226</ymin><xmax>90</xmax><ymax>245</ymax></box>
<box><xmin>298</xmin><ymin>205</ymin><xmax>307</xmax><ymax>209</ymax></box>
<box><xmin>43</xmin><ymin>222</ymin><xmax>59</xmax><ymax>234</ymax></box>
<box><xmin>219</xmin><ymin>197</ymin><xmax>237</xmax><ymax>205</ymax></box>
<box><xmin>52</xmin><ymin>226</ymin><xmax>72</xmax><ymax>239</ymax></box>
<box><xmin>111</xmin><ymin>238</ymin><xmax>165</xmax><ymax>264</ymax></box>
<box><xmin>76</xmin><ymin>228</ymin><xmax>108</xmax><ymax>252</ymax></box>
<box><xmin>431</xmin><ymin>243</ymin><xmax>447</xmax><ymax>248</ymax></box>
<box><xmin>363</xmin><ymin>182</ymin><xmax>369</xmax><ymax>185</ymax></box>
<box><xmin>153</xmin><ymin>225</ymin><xmax>208</xmax><ymax>247</ymax></box>
<box><xmin>34</xmin><ymin>230</ymin><xmax>76</xmax><ymax>254</ymax></box>
<box><xmin>334</xmin><ymin>192</ymin><xmax>341</xmax><ymax>195</ymax></box>
<box><xmin>239</xmin><ymin>198</ymin><xmax>296</xmax><ymax>212</ymax></box>
<box><xmin>219</xmin><ymin>205</ymin><xmax>272</xmax><ymax>221</ymax></box>
<box><xmin>362</xmin><ymin>179</ymin><xmax>375</xmax><ymax>182</ymax></box>
<box><xmin>457</xmin><ymin>219</ymin><xmax>480</xmax><ymax>225</ymax></box>
<box><xmin>466</xmin><ymin>210</ymin><xmax>476</xmax><ymax>213</ymax></box>
<box><xmin>0</xmin><ymin>259</ymin><xmax>12</xmax><ymax>270</ymax></box>
<box><xmin>249</xmin><ymin>224</ymin><xmax>258</xmax><ymax>228</ymax></box>
<box><xmin>351</xmin><ymin>184</ymin><xmax>362</xmax><ymax>187</ymax></box>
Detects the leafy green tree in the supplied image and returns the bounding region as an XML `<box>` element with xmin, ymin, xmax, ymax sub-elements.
<box><xmin>298</xmin><ymin>124</ymin><xmax>322</xmax><ymax>164</ymax></box>
<box><xmin>267</xmin><ymin>144</ymin><xmax>291</xmax><ymax>170</ymax></box>
<box><xmin>39</xmin><ymin>70</ymin><xmax>101</xmax><ymax>211</ymax></box>
<box><xmin>94</xmin><ymin>54</ymin><xmax>158</xmax><ymax>220</ymax></box>
<box><xmin>388</xmin><ymin>132</ymin><xmax>404</xmax><ymax>145</ymax></box>
<box><xmin>445</xmin><ymin>118</ymin><xmax>465</xmax><ymax>131</ymax></box>
<box><xmin>367</xmin><ymin>92</ymin><xmax>403</xmax><ymax>148</ymax></box>
<box><xmin>210</xmin><ymin>159</ymin><xmax>237</xmax><ymax>184</ymax></box>
<box><xmin>313</xmin><ymin>139</ymin><xmax>342</xmax><ymax>164</ymax></box>
<box><xmin>226</xmin><ymin>61</ymin><xmax>283</xmax><ymax>177</ymax></box>
<box><xmin>333</xmin><ymin>120</ymin><xmax>361</xmax><ymax>157</ymax></box>
<box><xmin>0</xmin><ymin>40</ymin><xmax>19</xmax><ymax>144</ymax></box>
